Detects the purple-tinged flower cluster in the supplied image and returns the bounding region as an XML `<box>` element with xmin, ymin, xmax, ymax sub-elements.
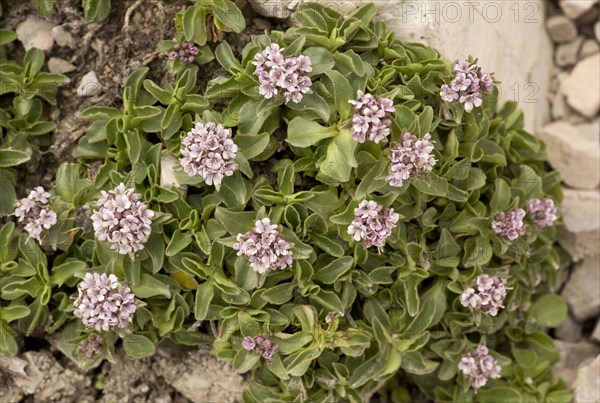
<box><xmin>527</xmin><ymin>198</ymin><xmax>558</xmax><ymax>229</ymax></box>
<box><xmin>252</xmin><ymin>43</ymin><xmax>312</xmax><ymax>103</ymax></box>
<box><xmin>386</xmin><ymin>132</ymin><xmax>436</xmax><ymax>188</ymax></box>
<box><xmin>179</xmin><ymin>121</ymin><xmax>238</xmax><ymax>186</ymax></box>
<box><xmin>73</xmin><ymin>272</ymin><xmax>137</xmax><ymax>332</ymax></box>
<box><xmin>91</xmin><ymin>184</ymin><xmax>154</xmax><ymax>255</ymax></box>
<box><xmin>168</xmin><ymin>42</ymin><xmax>199</xmax><ymax>63</ymax></box>
<box><xmin>491</xmin><ymin>208</ymin><xmax>526</xmax><ymax>241</ymax></box>
<box><xmin>13</xmin><ymin>187</ymin><xmax>57</xmax><ymax>243</ymax></box>
<box><xmin>440</xmin><ymin>60</ymin><xmax>493</xmax><ymax>112</ymax></box>
<box><xmin>348</xmin><ymin>91</ymin><xmax>395</xmax><ymax>143</ymax></box>
<box><xmin>460</xmin><ymin>275</ymin><xmax>508</xmax><ymax>317</ymax></box>
<box><xmin>233</xmin><ymin>218</ymin><xmax>293</xmax><ymax>274</ymax></box>
<box><xmin>77</xmin><ymin>333</ymin><xmax>104</xmax><ymax>360</ymax></box>
<box><xmin>458</xmin><ymin>344</ymin><xmax>502</xmax><ymax>392</ymax></box>
<box><xmin>347</xmin><ymin>200</ymin><xmax>400</xmax><ymax>253</ymax></box>
<box><xmin>242</xmin><ymin>333</ymin><xmax>279</xmax><ymax>360</ymax></box>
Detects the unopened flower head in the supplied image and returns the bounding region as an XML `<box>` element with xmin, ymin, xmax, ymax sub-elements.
<box><xmin>168</xmin><ymin>41</ymin><xmax>199</xmax><ymax>63</ymax></box>
<box><xmin>179</xmin><ymin>121</ymin><xmax>238</xmax><ymax>186</ymax></box>
<box><xmin>458</xmin><ymin>344</ymin><xmax>501</xmax><ymax>392</ymax></box>
<box><xmin>242</xmin><ymin>333</ymin><xmax>279</xmax><ymax>360</ymax></box>
<box><xmin>13</xmin><ymin>186</ymin><xmax>57</xmax><ymax>243</ymax></box>
<box><xmin>234</xmin><ymin>218</ymin><xmax>293</xmax><ymax>274</ymax></box>
<box><xmin>440</xmin><ymin>60</ymin><xmax>493</xmax><ymax>112</ymax></box>
<box><xmin>252</xmin><ymin>43</ymin><xmax>312</xmax><ymax>103</ymax></box>
<box><xmin>348</xmin><ymin>91</ymin><xmax>395</xmax><ymax>143</ymax></box>
<box><xmin>348</xmin><ymin>200</ymin><xmax>399</xmax><ymax>252</ymax></box>
<box><xmin>386</xmin><ymin>132</ymin><xmax>436</xmax><ymax>188</ymax></box>
<box><xmin>460</xmin><ymin>274</ymin><xmax>507</xmax><ymax>316</ymax></box>
<box><xmin>491</xmin><ymin>208</ymin><xmax>526</xmax><ymax>241</ymax></box>
<box><xmin>73</xmin><ymin>272</ymin><xmax>137</xmax><ymax>332</ymax></box>
<box><xmin>526</xmin><ymin>198</ymin><xmax>558</xmax><ymax>229</ymax></box>
<box><xmin>91</xmin><ymin>184</ymin><xmax>154</xmax><ymax>255</ymax></box>
<box><xmin>77</xmin><ymin>333</ymin><xmax>104</xmax><ymax>360</ymax></box>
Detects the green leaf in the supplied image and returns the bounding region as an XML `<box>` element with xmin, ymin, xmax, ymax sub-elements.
<box><xmin>530</xmin><ymin>294</ymin><xmax>567</xmax><ymax>328</ymax></box>
<box><xmin>286</xmin><ymin>117</ymin><xmax>337</xmax><ymax>148</ymax></box>
<box><xmin>490</xmin><ymin>178</ymin><xmax>511</xmax><ymax>212</ymax></box>
<box><xmin>302</xmin><ymin>47</ymin><xmax>335</xmax><ymax>75</ymax></box>
<box><xmin>0</xmin><ymin>150</ymin><xmax>30</xmax><ymax>168</ymax></box>
<box><xmin>0</xmin><ymin>29</ymin><xmax>16</xmax><ymax>46</ymax></box>
<box><xmin>348</xmin><ymin>353</ymin><xmax>385</xmax><ymax>388</ymax></box>
<box><xmin>412</xmin><ymin>173</ymin><xmax>449</xmax><ymax>197</ymax></box>
<box><xmin>82</xmin><ymin>0</ymin><xmax>111</xmax><ymax>21</ymax></box>
<box><xmin>183</xmin><ymin>5</ymin><xmax>207</xmax><ymax>45</ymax></box>
<box><xmin>477</xmin><ymin>387</ymin><xmax>522</xmax><ymax>403</ymax></box>
<box><xmin>49</xmin><ymin>261</ymin><xmax>87</xmax><ymax>286</ymax></box>
<box><xmin>194</xmin><ymin>281</ymin><xmax>214</xmax><ymax>320</ymax></box>
<box><xmin>131</xmin><ymin>274</ymin><xmax>171</xmax><ymax>299</ymax></box>
<box><xmin>318</xmin><ymin>129</ymin><xmax>357</xmax><ymax>182</ymax></box>
<box><xmin>213</xmin><ymin>0</ymin><xmax>246</xmax><ymax>33</ymax></box>
<box><xmin>313</xmin><ymin>256</ymin><xmax>354</xmax><ymax>284</ymax></box>
<box><xmin>166</xmin><ymin>230</ymin><xmax>193</xmax><ymax>257</ymax></box>
<box><xmin>309</xmin><ymin>289</ymin><xmax>345</xmax><ymax>314</ymax></box>
<box><xmin>123</xmin><ymin>334</ymin><xmax>156</xmax><ymax>358</ymax></box>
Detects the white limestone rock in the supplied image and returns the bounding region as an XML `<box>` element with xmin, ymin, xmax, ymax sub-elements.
<box><xmin>561</xmin><ymin>54</ymin><xmax>600</xmax><ymax>118</ymax></box>
<box><xmin>559</xmin><ymin>0</ymin><xmax>599</xmax><ymax>20</ymax></box>
<box><xmin>561</xmin><ymin>256</ymin><xmax>600</xmax><ymax>321</ymax></box>
<box><xmin>16</xmin><ymin>16</ymin><xmax>54</xmax><ymax>52</ymax></box>
<box><xmin>546</xmin><ymin>15</ymin><xmax>578</xmax><ymax>43</ymax></box>
<box><xmin>76</xmin><ymin>71</ymin><xmax>102</xmax><ymax>97</ymax></box>
<box><xmin>573</xmin><ymin>354</ymin><xmax>600</xmax><ymax>403</ymax></box>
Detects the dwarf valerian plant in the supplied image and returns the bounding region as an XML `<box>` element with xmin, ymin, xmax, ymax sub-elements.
<box><xmin>1</xmin><ymin>2</ymin><xmax>573</xmax><ymax>403</ymax></box>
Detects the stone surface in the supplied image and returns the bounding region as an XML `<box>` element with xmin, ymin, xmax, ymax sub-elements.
<box><xmin>593</xmin><ymin>320</ymin><xmax>600</xmax><ymax>344</ymax></box>
<box><xmin>153</xmin><ymin>343</ymin><xmax>248</xmax><ymax>403</ymax></box>
<box><xmin>550</xmin><ymin>92</ymin><xmax>569</xmax><ymax>120</ymax></box>
<box><xmin>573</xmin><ymin>354</ymin><xmax>600</xmax><ymax>403</ymax></box>
<box><xmin>561</xmin><ymin>53</ymin><xmax>600</xmax><ymax>118</ymax></box>
<box><xmin>553</xmin><ymin>340</ymin><xmax>600</xmax><ymax>387</ymax></box>
<box><xmin>556</xmin><ymin>37</ymin><xmax>584</xmax><ymax>67</ymax></box>
<box><xmin>595</xmin><ymin>21</ymin><xmax>600</xmax><ymax>42</ymax></box>
<box><xmin>560</xmin><ymin>0</ymin><xmax>598</xmax><ymax>20</ymax></box>
<box><xmin>52</xmin><ymin>25</ymin><xmax>74</xmax><ymax>47</ymax></box>
<box><xmin>562</xmin><ymin>256</ymin><xmax>600</xmax><ymax>321</ymax></box>
<box><xmin>546</xmin><ymin>15</ymin><xmax>578</xmax><ymax>43</ymax></box>
<box><xmin>48</xmin><ymin>57</ymin><xmax>76</xmax><ymax>74</ymax></box>
<box><xmin>555</xmin><ymin>314</ymin><xmax>583</xmax><ymax>341</ymax></box>
<box><xmin>15</xmin><ymin>16</ymin><xmax>54</xmax><ymax>52</ymax></box>
<box><xmin>560</xmin><ymin>189</ymin><xmax>600</xmax><ymax>261</ymax></box>
<box><xmin>537</xmin><ymin>120</ymin><xmax>600</xmax><ymax>189</ymax></box>
<box><xmin>248</xmin><ymin>0</ymin><xmax>301</xmax><ymax>19</ymax></box>
<box><xmin>160</xmin><ymin>150</ymin><xmax>187</xmax><ymax>197</ymax></box>
<box><xmin>76</xmin><ymin>71</ymin><xmax>102</xmax><ymax>97</ymax></box>
<box><xmin>580</xmin><ymin>39</ymin><xmax>600</xmax><ymax>60</ymax></box>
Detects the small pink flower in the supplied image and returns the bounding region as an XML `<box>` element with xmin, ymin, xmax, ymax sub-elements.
<box><xmin>440</xmin><ymin>60</ymin><xmax>493</xmax><ymax>113</ymax></box>
<box><xmin>13</xmin><ymin>187</ymin><xmax>57</xmax><ymax>243</ymax></box>
<box><xmin>348</xmin><ymin>200</ymin><xmax>399</xmax><ymax>252</ymax></box>
<box><xmin>348</xmin><ymin>91</ymin><xmax>395</xmax><ymax>143</ymax></box>
<box><xmin>78</xmin><ymin>333</ymin><xmax>104</xmax><ymax>360</ymax></box>
<box><xmin>492</xmin><ymin>208</ymin><xmax>526</xmax><ymax>241</ymax></box>
<box><xmin>242</xmin><ymin>333</ymin><xmax>278</xmax><ymax>360</ymax></box>
<box><xmin>168</xmin><ymin>42</ymin><xmax>198</xmax><ymax>63</ymax></box>
<box><xmin>386</xmin><ymin>132</ymin><xmax>436</xmax><ymax>188</ymax></box>
<box><xmin>460</xmin><ymin>275</ymin><xmax>507</xmax><ymax>316</ymax></box>
<box><xmin>234</xmin><ymin>218</ymin><xmax>293</xmax><ymax>274</ymax></box>
<box><xmin>526</xmin><ymin>198</ymin><xmax>558</xmax><ymax>229</ymax></box>
<box><xmin>458</xmin><ymin>344</ymin><xmax>501</xmax><ymax>392</ymax></box>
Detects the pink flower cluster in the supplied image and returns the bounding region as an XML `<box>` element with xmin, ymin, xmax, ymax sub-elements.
<box><xmin>252</xmin><ymin>43</ymin><xmax>312</xmax><ymax>103</ymax></box>
<box><xmin>348</xmin><ymin>200</ymin><xmax>399</xmax><ymax>253</ymax></box>
<box><xmin>458</xmin><ymin>344</ymin><xmax>502</xmax><ymax>392</ymax></box>
<box><xmin>491</xmin><ymin>208</ymin><xmax>526</xmax><ymax>241</ymax></box>
<box><xmin>348</xmin><ymin>91</ymin><xmax>395</xmax><ymax>143</ymax></box>
<box><xmin>91</xmin><ymin>184</ymin><xmax>154</xmax><ymax>255</ymax></box>
<box><xmin>179</xmin><ymin>121</ymin><xmax>238</xmax><ymax>187</ymax></box>
<box><xmin>386</xmin><ymin>132</ymin><xmax>436</xmax><ymax>188</ymax></box>
<box><xmin>527</xmin><ymin>198</ymin><xmax>558</xmax><ymax>229</ymax></box>
<box><xmin>77</xmin><ymin>333</ymin><xmax>104</xmax><ymax>360</ymax></box>
<box><xmin>233</xmin><ymin>218</ymin><xmax>293</xmax><ymax>274</ymax></box>
<box><xmin>73</xmin><ymin>272</ymin><xmax>137</xmax><ymax>332</ymax></box>
<box><xmin>168</xmin><ymin>42</ymin><xmax>199</xmax><ymax>63</ymax></box>
<box><xmin>13</xmin><ymin>187</ymin><xmax>57</xmax><ymax>243</ymax></box>
<box><xmin>440</xmin><ymin>60</ymin><xmax>493</xmax><ymax>112</ymax></box>
<box><xmin>460</xmin><ymin>274</ymin><xmax>507</xmax><ymax>317</ymax></box>
<box><xmin>242</xmin><ymin>333</ymin><xmax>279</xmax><ymax>360</ymax></box>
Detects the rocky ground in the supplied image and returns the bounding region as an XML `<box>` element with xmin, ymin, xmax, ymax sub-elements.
<box><xmin>543</xmin><ymin>1</ymin><xmax>600</xmax><ymax>403</ymax></box>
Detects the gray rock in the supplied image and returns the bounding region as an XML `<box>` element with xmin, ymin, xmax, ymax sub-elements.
<box><xmin>561</xmin><ymin>54</ymin><xmax>600</xmax><ymax>118</ymax></box>
<box><xmin>553</xmin><ymin>340</ymin><xmax>600</xmax><ymax>387</ymax></box>
<box><xmin>555</xmin><ymin>314</ymin><xmax>583</xmax><ymax>342</ymax></box>
<box><xmin>550</xmin><ymin>93</ymin><xmax>569</xmax><ymax>120</ymax></box>
<box><xmin>537</xmin><ymin>121</ymin><xmax>600</xmax><ymax>189</ymax></box>
<box><xmin>248</xmin><ymin>0</ymin><xmax>301</xmax><ymax>19</ymax></box>
<box><xmin>16</xmin><ymin>16</ymin><xmax>54</xmax><ymax>52</ymax></box>
<box><xmin>595</xmin><ymin>21</ymin><xmax>600</xmax><ymax>42</ymax></box>
<box><xmin>546</xmin><ymin>15</ymin><xmax>578</xmax><ymax>43</ymax></box>
<box><xmin>76</xmin><ymin>71</ymin><xmax>102</xmax><ymax>97</ymax></box>
<box><xmin>48</xmin><ymin>57</ymin><xmax>76</xmax><ymax>74</ymax></box>
<box><xmin>555</xmin><ymin>37</ymin><xmax>584</xmax><ymax>67</ymax></box>
<box><xmin>560</xmin><ymin>189</ymin><xmax>600</xmax><ymax>261</ymax></box>
<box><xmin>153</xmin><ymin>343</ymin><xmax>248</xmax><ymax>403</ymax></box>
<box><xmin>592</xmin><ymin>320</ymin><xmax>600</xmax><ymax>344</ymax></box>
<box><xmin>0</xmin><ymin>371</ymin><xmax>23</xmax><ymax>403</ymax></box>
<box><xmin>579</xmin><ymin>39</ymin><xmax>600</xmax><ymax>60</ymax></box>
<box><xmin>560</xmin><ymin>0</ymin><xmax>599</xmax><ymax>20</ymax></box>
<box><xmin>52</xmin><ymin>25</ymin><xmax>74</xmax><ymax>47</ymax></box>
<box><xmin>573</xmin><ymin>354</ymin><xmax>600</xmax><ymax>403</ymax></box>
<box><xmin>562</xmin><ymin>256</ymin><xmax>600</xmax><ymax>321</ymax></box>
